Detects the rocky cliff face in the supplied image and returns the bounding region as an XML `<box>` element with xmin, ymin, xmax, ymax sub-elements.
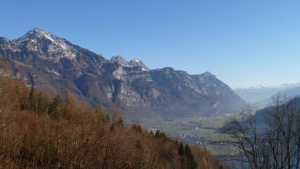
<box><xmin>111</xmin><ymin>56</ymin><xmax>149</xmax><ymax>71</ymax></box>
<box><xmin>0</xmin><ymin>28</ymin><xmax>246</xmax><ymax>121</ymax></box>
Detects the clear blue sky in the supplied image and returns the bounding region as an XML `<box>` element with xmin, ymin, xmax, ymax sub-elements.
<box><xmin>1</xmin><ymin>0</ymin><xmax>300</xmax><ymax>88</ymax></box>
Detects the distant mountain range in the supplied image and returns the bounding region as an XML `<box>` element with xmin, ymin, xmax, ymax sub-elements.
<box><xmin>235</xmin><ymin>83</ymin><xmax>300</xmax><ymax>104</ymax></box>
<box><xmin>0</xmin><ymin>28</ymin><xmax>246</xmax><ymax>123</ymax></box>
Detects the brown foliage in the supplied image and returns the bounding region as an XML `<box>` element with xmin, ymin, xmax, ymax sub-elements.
<box><xmin>0</xmin><ymin>75</ymin><xmax>228</xmax><ymax>169</ymax></box>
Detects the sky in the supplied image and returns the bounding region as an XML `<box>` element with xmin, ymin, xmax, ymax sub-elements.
<box><xmin>1</xmin><ymin>0</ymin><xmax>300</xmax><ymax>88</ymax></box>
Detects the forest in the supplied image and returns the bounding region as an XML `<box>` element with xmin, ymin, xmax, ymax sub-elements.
<box><xmin>0</xmin><ymin>75</ymin><xmax>228</xmax><ymax>169</ymax></box>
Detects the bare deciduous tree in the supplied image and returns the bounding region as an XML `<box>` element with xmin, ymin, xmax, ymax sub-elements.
<box><xmin>222</xmin><ymin>95</ymin><xmax>300</xmax><ymax>169</ymax></box>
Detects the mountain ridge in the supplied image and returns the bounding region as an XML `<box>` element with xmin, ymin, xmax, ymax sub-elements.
<box><xmin>111</xmin><ymin>55</ymin><xmax>149</xmax><ymax>71</ymax></box>
<box><xmin>0</xmin><ymin>28</ymin><xmax>246</xmax><ymax>122</ymax></box>
<box><xmin>235</xmin><ymin>82</ymin><xmax>300</xmax><ymax>103</ymax></box>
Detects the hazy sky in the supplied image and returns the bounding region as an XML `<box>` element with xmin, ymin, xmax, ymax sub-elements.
<box><xmin>1</xmin><ymin>1</ymin><xmax>300</xmax><ymax>88</ymax></box>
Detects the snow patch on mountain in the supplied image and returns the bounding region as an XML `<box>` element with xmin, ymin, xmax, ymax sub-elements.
<box><xmin>111</xmin><ymin>56</ymin><xmax>149</xmax><ymax>71</ymax></box>
<box><xmin>16</xmin><ymin>28</ymin><xmax>77</xmax><ymax>60</ymax></box>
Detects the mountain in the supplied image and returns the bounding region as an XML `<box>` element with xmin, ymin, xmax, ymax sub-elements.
<box><xmin>111</xmin><ymin>56</ymin><xmax>149</xmax><ymax>71</ymax></box>
<box><xmin>234</xmin><ymin>86</ymin><xmax>283</xmax><ymax>104</ymax></box>
<box><xmin>283</xmin><ymin>85</ymin><xmax>300</xmax><ymax>98</ymax></box>
<box><xmin>235</xmin><ymin>83</ymin><xmax>300</xmax><ymax>104</ymax></box>
<box><xmin>251</xmin><ymin>96</ymin><xmax>300</xmax><ymax>132</ymax></box>
<box><xmin>0</xmin><ymin>28</ymin><xmax>246</xmax><ymax>123</ymax></box>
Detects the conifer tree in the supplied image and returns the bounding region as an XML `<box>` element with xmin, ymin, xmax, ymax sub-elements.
<box><xmin>178</xmin><ymin>143</ymin><xmax>197</xmax><ymax>169</ymax></box>
<box><xmin>48</xmin><ymin>95</ymin><xmax>62</xmax><ymax>118</ymax></box>
<box><xmin>185</xmin><ymin>145</ymin><xmax>197</xmax><ymax>169</ymax></box>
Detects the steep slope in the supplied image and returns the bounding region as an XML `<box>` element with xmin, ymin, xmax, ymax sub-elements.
<box><xmin>283</xmin><ymin>85</ymin><xmax>300</xmax><ymax>98</ymax></box>
<box><xmin>0</xmin><ymin>75</ymin><xmax>230</xmax><ymax>169</ymax></box>
<box><xmin>0</xmin><ymin>28</ymin><xmax>246</xmax><ymax>122</ymax></box>
<box><xmin>0</xmin><ymin>28</ymin><xmax>106</xmax><ymax>101</ymax></box>
<box><xmin>254</xmin><ymin>97</ymin><xmax>300</xmax><ymax>124</ymax></box>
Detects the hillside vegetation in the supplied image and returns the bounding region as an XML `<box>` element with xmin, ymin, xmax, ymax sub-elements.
<box><xmin>0</xmin><ymin>75</ymin><xmax>228</xmax><ymax>169</ymax></box>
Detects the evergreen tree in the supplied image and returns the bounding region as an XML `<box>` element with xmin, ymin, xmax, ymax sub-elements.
<box><xmin>48</xmin><ymin>95</ymin><xmax>62</xmax><ymax>118</ymax></box>
<box><xmin>28</xmin><ymin>87</ymin><xmax>36</xmax><ymax>111</ymax></box>
<box><xmin>178</xmin><ymin>143</ymin><xmax>197</xmax><ymax>169</ymax></box>
<box><xmin>36</xmin><ymin>92</ymin><xmax>48</xmax><ymax>114</ymax></box>
<box><xmin>185</xmin><ymin>145</ymin><xmax>197</xmax><ymax>169</ymax></box>
<box><xmin>178</xmin><ymin>142</ymin><xmax>184</xmax><ymax>156</ymax></box>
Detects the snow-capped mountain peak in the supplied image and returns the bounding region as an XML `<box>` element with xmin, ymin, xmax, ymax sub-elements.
<box><xmin>16</xmin><ymin>28</ymin><xmax>77</xmax><ymax>61</ymax></box>
<box><xmin>129</xmin><ymin>58</ymin><xmax>149</xmax><ymax>71</ymax></box>
<box><xmin>111</xmin><ymin>56</ymin><xmax>149</xmax><ymax>71</ymax></box>
<box><xmin>111</xmin><ymin>56</ymin><xmax>130</xmax><ymax>67</ymax></box>
<box><xmin>18</xmin><ymin>28</ymin><xmax>53</xmax><ymax>42</ymax></box>
<box><xmin>202</xmin><ymin>71</ymin><xmax>213</xmax><ymax>77</ymax></box>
